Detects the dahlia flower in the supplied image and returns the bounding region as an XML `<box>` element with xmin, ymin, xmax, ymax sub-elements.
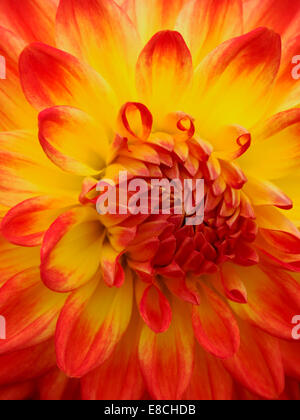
<box><xmin>0</xmin><ymin>0</ymin><xmax>300</xmax><ymax>401</ymax></box>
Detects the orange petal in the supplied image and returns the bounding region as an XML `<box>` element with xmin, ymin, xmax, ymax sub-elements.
<box><xmin>230</xmin><ymin>266</ymin><xmax>300</xmax><ymax>340</ymax></box>
<box><xmin>192</xmin><ymin>283</ymin><xmax>240</xmax><ymax>359</ymax></box>
<box><xmin>220</xmin><ymin>263</ymin><xmax>248</xmax><ymax>304</ymax></box>
<box><xmin>222</xmin><ymin>321</ymin><xmax>285</xmax><ymax>400</ymax></box>
<box><xmin>0</xmin><ymin>381</ymin><xmax>36</xmax><ymax>401</ymax></box>
<box><xmin>0</xmin><ymin>27</ymin><xmax>35</xmax><ymax>131</ymax></box>
<box><xmin>19</xmin><ymin>43</ymin><xmax>117</xmax><ymax>121</ymax></box>
<box><xmin>124</xmin><ymin>0</ymin><xmax>185</xmax><ymax>43</ymax></box>
<box><xmin>0</xmin><ymin>0</ymin><xmax>58</xmax><ymax>44</ymax></box>
<box><xmin>243</xmin><ymin>0</ymin><xmax>300</xmax><ymax>42</ymax></box>
<box><xmin>39</xmin><ymin>106</ymin><xmax>109</xmax><ymax>176</ymax></box>
<box><xmin>191</xmin><ymin>28</ymin><xmax>281</xmax><ymax>137</ymax></box>
<box><xmin>41</xmin><ymin>206</ymin><xmax>104</xmax><ymax>292</ymax></box>
<box><xmin>56</xmin><ymin>272</ymin><xmax>133</xmax><ymax>377</ymax></box>
<box><xmin>56</xmin><ymin>0</ymin><xmax>140</xmax><ymax>100</ymax></box>
<box><xmin>1</xmin><ymin>196</ymin><xmax>74</xmax><ymax>247</ymax></box>
<box><xmin>184</xmin><ymin>344</ymin><xmax>233</xmax><ymax>400</ymax></box>
<box><xmin>136</xmin><ymin>282</ymin><xmax>172</xmax><ymax>333</ymax></box>
<box><xmin>0</xmin><ymin>267</ymin><xmax>67</xmax><ymax>355</ymax></box>
<box><xmin>176</xmin><ymin>0</ymin><xmax>243</xmax><ymax>66</ymax></box>
<box><xmin>81</xmin><ymin>309</ymin><xmax>145</xmax><ymax>400</ymax></box>
<box><xmin>136</xmin><ymin>30</ymin><xmax>193</xmax><ymax>115</ymax></box>
<box><xmin>0</xmin><ymin>235</ymin><xmax>39</xmax><ymax>287</ymax></box>
<box><xmin>272</xmin><ymin>35</ymin><xmax>300</xmax><ymax>112</ymax></box>
<box><xmin>139</xmin><ymin>298</ymin><xmax>194</xmax><ymax>399</ymax></box>
<box><xmin>0</xmin><ymin>340</ymin><xmax>56</xmax><ymax>388</ymax></box>
<box><xmin>117</xmin><ymin>102</ymin><xmax>153</xmax><ymax>142</ymax></box>
<box><xmin>280</xmin><ymin>340</ymin><xmax>300</xmax><ymax>381</ymax></box>
<box><xmin>244</xmin><ymin>178</ymin><xmax>293</xmax><ymax>209</ymax></box>
<box><xmin>38</xmin><ymin>368</ymin><xmax>80</xmax><ymax>400</ymax></box>
<box><xmin>100</xmin><ymin>241</ymin><xmax>125</xmax><ymax>288</ymax></box>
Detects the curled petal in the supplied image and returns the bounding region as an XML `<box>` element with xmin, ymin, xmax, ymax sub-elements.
<box><xmin>117</xmin><ymin>102</ymin><xmax>153</xmax><ymax>142</ymax></box>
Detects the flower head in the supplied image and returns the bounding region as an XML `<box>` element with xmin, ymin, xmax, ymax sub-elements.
<box><xmin>0</xmin><ymin>0</ymin><xmax>300</xmax><ymax>400</ymax></box>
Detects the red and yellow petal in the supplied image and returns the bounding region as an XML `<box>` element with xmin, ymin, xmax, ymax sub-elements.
<box><xmin>0</xmin><ymin>27</ymin><xmax>36</xmax><ymax>131</ymax></box>
<box><xmin>38</xmin><ymin>106</ymin><xmax>109</xmax><ymax>176</ymax></box>
<box><xmin>0</xmin><ymin>0</ymin><xmax>58</xmax><ymax>45</ymax></box>
<box><xmin>136</xmin><ymin>30</ymin><xmax>193</xmax><ymax>115</ymax></box>
<box><xmin>184</xmin><ymin>344</ymin><xmax>233</xmax><ymax>400</ymax></box>
<box><xmin>176</xmin><ymin>0</ymin><xmax>243</xmax><ymax>66</ymax></box>
<box><xmin>81</xmin><ymin>309</ymin><xmax>144</xmax><ymax>400</ymax></box>
<box><xmin>223</xmin><ymin>321</ymin><xmax>285</xmax><ymax>400</ymax></box>
<box><xmin>38</xmin><ymin>368</ymin><xmax>80</xmax><ymax>400</ymax></box>
<box><xmin>191</xmin><ymin>28</ymin><xmax>281</xmax><ymax>137</ymax></box>
<box><xmin>41</xmin><ymin>206</ymin><xmax>105</xmax><ymax>292</ymax></box>
<box><xmin>1</xmin><ymin>196</ymin><xmax>74</xmax><ymax>247</ymax></box>
<box><xmin>124</xmin><ymin>0</ymin><xmax>185</xmax><ymax>43</ymax></box>
<box><xmin>55</xmin><ymin>272</ymin><xmax>133</xmax><ymax>377</ymax></box>
<box><xmin>243</xmin><ymin>0</ymin><xmax>300</xmax><ymax>42</ymax></box>
<box><xmin>230</xmin><ymin>266</ymin><xmax>300</xmax><ymax>340</ymax></box>
<box><xmin>192</xmin><ymin>283</ymin><xmax>240</xmax><ymax>359</ymax></box>
<box><xmin>0</xmin><ymin>131</ymin><xmax>82</xmax><ymax>208</ymax></box>
<box><xmin>240</xmin><ymin>109</ymin><xmax>300</xmax><ymax>180</ymax></box>
<box><xmin>56</xmin><ymin>0</ymin><xmax>140</xmax><ymax>100</ymax></box>
<box><xmin>139</xmin><ymin>298</ymin><xmax>194</xmax><ymax>400</ymax></box>
<box><xmin>0</xmin><ymin>267</ymin><xmax>67</xmax><ymax>354</ymax></box>
<box><xmin>0</xmin><ymin>235</ymin><xmax>39</xmax><ymax>287</ymax></box>
<box><xmin>0</xmin><ymin>339</ymin><xmax>56</xmax><ymax>388</ymax></box>
<box><xmin>19</xmin><ymin>43</ymin><xmax>117</xmax><ymax>123</ymax></box>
